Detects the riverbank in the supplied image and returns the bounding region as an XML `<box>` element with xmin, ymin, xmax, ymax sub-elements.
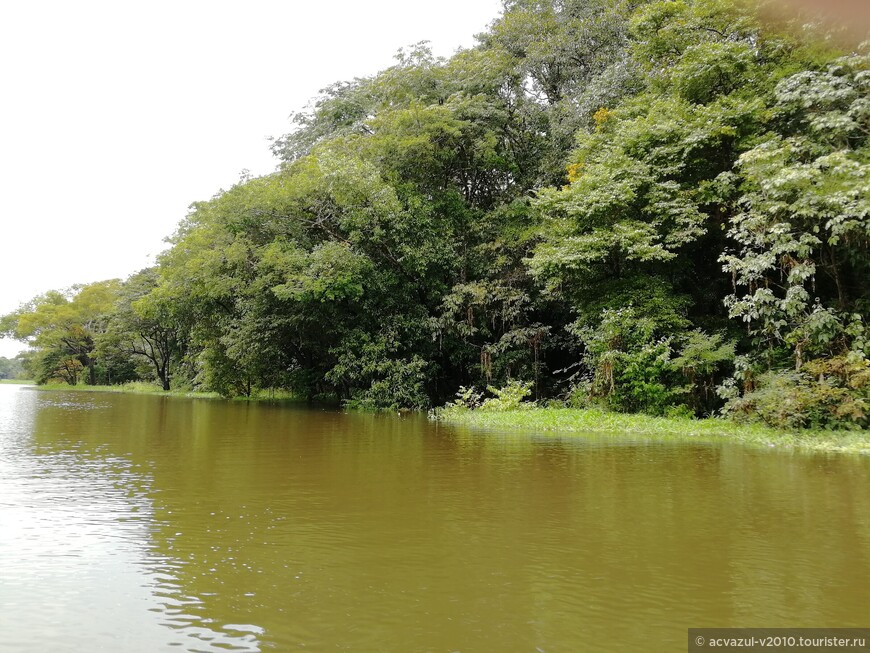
<box><xmin>20</xmin><ymin>383</ymin><xmax>870</xmax><ymax>454</ymax></box>
<box><xmin>435</xmin><ymin>407</ymin><xmax>870</xmax><ymax>454</ymax></box>
<box><xmin>28</xmin><ymin>382</ymin><xmax>300</xmax><ymax>402</ymax></box>
<box><xmin>0</xmin><ymin>379</ymin><xmax>34</xmax><ymax>385</ymax></box>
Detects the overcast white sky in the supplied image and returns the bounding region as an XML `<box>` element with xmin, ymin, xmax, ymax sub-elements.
<box><xmin>0</xmin><ymin>0</ymin><xmax>503</xmax><ymax>357</ymax></box>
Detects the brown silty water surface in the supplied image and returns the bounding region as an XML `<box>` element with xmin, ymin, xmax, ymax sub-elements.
<box><xmin>0</xmin><ymin>384</ymin><xmax>868</xmax><ymax>651</ymax></box>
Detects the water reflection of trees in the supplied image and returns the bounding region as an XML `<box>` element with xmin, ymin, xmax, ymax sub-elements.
<box><xmin>26</xmin><ymin>391</ymin><xmax>870</xmax><ymax>651</ymax></box>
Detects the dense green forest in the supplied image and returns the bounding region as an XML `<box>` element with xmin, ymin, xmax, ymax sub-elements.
<box><xmin>2</xmin><ymin>0</ymin><xmax>868</xmax><ymax>428</ymax></box>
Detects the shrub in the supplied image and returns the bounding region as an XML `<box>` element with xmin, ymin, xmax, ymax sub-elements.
<box><xmin>344</xmin><ymin>356</ymin><xmax>431</xmax><ymax>411</ymax></box>
<box><xmin>445</xmin><ymin>385</ymin><xmax>484</xmax><ymax>411</ymax></box>
<box><xmin>479</xmin><ymin>380</ymin><xmax>535</xmax><ymax>412</ymax></box>
<box><xmin>721</xmin><ymin>354</ymin><xmax>870</xmax><ymax>429</ymax></box>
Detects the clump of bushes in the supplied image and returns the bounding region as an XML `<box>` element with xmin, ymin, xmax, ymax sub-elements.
<box><xmin>720</xmin><ymin>354</ymin><xmax>870</xmax><ymax>430</ymax></box>
<box><xmin>445</xmin><ymin>380</ymin><xmax>535</xmax><ymax>413</ymax></box>
<box><xmin>567</xmin><ymin>305</ymin><xmax>736</xmax><ymax>417</ymax></box>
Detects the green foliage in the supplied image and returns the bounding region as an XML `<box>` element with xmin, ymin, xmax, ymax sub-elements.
<box><xmin>5</xmin><ymin>0</ymin><xmax>866</xmax><ymax>426</ymax></box>
<box><xmin>721</xmin><ymin>353</ymin><xmax>870</xmax><ymax>429</ymax></box>
<box><xmin>441</xmin><ymin>380</ymin><xmax>535</xmax><ymax>414</ymax></box>
<box><xmin>31</xmin><ymin>348</ymin><xmax>84</xmax><ymax>385</ymax></box>
<box><xmin>444</xmin><ymin>385</ymin><xmax>485</xmax><ymax>411</ymax></box>
<box><xmin>670</xmin><ymin>330</ymin><xmax>736</xmax><ymax>413</ymax></box>
<box><xmin>1</xmin><ymin>281</ymin><xmax>122</xmax><ymax>385</ymax></box>
<box><xmin>342</xmin><ymin>356</ymin><xmax>430</xmax><ymax>411</ymax></box>
<box><xmin>0</xmin><ymin>356</ymin><xmax>24</xmax><ymax>380</ymax></box>
<box><xmin>717</xmin><ymin>50</ymin><xmax>869</xmax><ymax>424</ymax></box>
<box><xmin>102</xmin><ymin>268</ymin><xmax>183</xmax><ymax>390</ymax></box>
<box><xmin>324</xmin><ymin>327</ymin><xmax>431</xmax><ymax>410</ymax></box>
<box><xmin>574</xmin><ymin>306</ymin><xmax>680</xmax><ymax>415</ymax></box>
<box><xmin>436</xmin><ymin>404</ymin><xmax>870</xmax><ymax>454</ymax></box>
<box><xmin>480</xmin><ymin>380</ymin><xmax>535</xmax><ymax>412</ymax></box>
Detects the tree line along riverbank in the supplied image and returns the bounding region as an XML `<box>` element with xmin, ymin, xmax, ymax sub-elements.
<box><xmin>2</xmin><ymin>0</ymin><xmax>868</xmax><ymax>435</ymax></box>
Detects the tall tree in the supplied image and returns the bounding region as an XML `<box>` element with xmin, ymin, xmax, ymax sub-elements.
<box><xmin>1</xmin><ymin>281</ymin><xmax>121</xmax><ymax>385</ymax></box>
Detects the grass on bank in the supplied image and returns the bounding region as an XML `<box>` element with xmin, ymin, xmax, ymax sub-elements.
<box><xmin>0</xmin><ymin>378</ymin><xmax>35</xmax><ymax>384</ymax></box>
<box><xmin>29</xmin><ymin>381</ymin><xmax>300</xmax><ymax>402</ymax></box>
<box><xmin>33</xmin><ymin>381</ymin><xmax>220</xmax><ymax>398</ymax></box>
<box><xmin>23</xmin><ymin>380</ymin><xmax>869</xmax><ymax>454</ymax></box>
<box><xmin>434</xmin><ymin>405</ymin><xmax>870</xmax><ymax>454</ymax></box>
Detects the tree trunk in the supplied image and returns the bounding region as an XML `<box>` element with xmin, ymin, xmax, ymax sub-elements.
<box><xmin>159</xmin><ymin>367</ymin><xmax>170</xmax><ymax>391</ymax></box>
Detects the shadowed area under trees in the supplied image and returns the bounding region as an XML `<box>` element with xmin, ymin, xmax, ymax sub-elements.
<box><xmin>3</xmin><ymin>0</ymin><xmax>867</xmax><ymax>429</ymax></box>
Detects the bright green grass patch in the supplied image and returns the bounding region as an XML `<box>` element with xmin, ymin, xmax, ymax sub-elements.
<box><xmin>33</xmin><ymin>382</ymin><xmax>222</xmax><ymax>399</ymax></box>
<box><xmin>0</xmin><ymin>379</ymin><xmax>35</xmax><ymax>385</ymax></box>
<box><xmin>30</xmin><ymin>382</ymin><xmax>301</xmax><ymax>402</ymax></box>
<box><xmin>231</xmin><ymin>388</ymin><xmax>301</xmax><ymax>402</ymax></box>
<box><xmin>434</xmin><ymin>406</ymin><xmax>870</xmax><ymax>454</ymax></box>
